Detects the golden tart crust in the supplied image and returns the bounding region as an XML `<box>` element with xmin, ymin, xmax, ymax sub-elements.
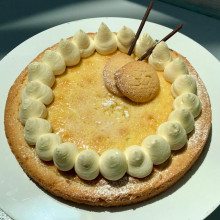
<box><xmin>4</xmin><ymin>33</ymin><xmax>211</xmax><ymax>206</ymax></box>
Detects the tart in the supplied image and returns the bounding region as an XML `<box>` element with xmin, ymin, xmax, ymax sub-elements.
<box><xmin>4</xmin><ymin>22</ymin><xmax>211</xmax><ymax>206</ymax></box>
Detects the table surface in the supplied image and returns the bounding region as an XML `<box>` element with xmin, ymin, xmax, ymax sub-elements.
<box><xmin>0</xmin><ymin>0</ymin><xmax>219</xmax><ymax>219</ymax></box>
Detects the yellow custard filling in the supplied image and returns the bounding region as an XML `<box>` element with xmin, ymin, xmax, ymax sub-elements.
<box><xmin>47</xmin><ymin>51</ymin><xmax>174</xmax><ymax>154</ymax></box>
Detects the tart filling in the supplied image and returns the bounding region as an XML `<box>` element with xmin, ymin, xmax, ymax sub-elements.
<box><xmin>19</xmin><ymin>23</ymin><xmax>201</xmax><ymax>182</ymax></box>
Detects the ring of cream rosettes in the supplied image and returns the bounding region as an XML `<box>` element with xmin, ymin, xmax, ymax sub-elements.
<box><xmin>19</xmin><ymin>22</ymin><xmax>202</xmax><ymax>181</ymax></box>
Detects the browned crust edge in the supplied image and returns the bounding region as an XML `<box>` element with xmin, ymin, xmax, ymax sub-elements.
<box><xmin>4</xmin><ymin>35</ymin><xmax>212</xmax><ymax>207</ymax></box>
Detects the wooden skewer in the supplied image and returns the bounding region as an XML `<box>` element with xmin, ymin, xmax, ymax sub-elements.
<box><xmin>138</xmin><ymin>24</ymin><xmax>183</xmax><ymax>61</ymax></box>
<box><xmin>128</xmin><ymin>1</ymin><xmax>154</xmax><ymax>56</ymax></box>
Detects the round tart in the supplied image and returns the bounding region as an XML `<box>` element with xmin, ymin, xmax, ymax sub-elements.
<box><xmin>4</xmin><ymin>24</ymin><xmax>211</xmax><ymax>206</ymax></box>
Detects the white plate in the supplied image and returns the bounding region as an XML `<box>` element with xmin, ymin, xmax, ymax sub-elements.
<box><xmin>0</xmin><ymin>17</ymin><xmax>220</xmax><ymax>220</ymax></box>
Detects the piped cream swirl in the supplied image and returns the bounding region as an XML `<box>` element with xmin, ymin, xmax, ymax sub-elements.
<box><xmin>24</xmin><ymin>118</ymin><xmax>52</xmax><ymax>145</ymax></box>
<box><xmin>171</xmin><ymin>75</ymin><xmax>197</xmax><ymax>98</ymax></box>
<box><xmin>21</xmin><ymin>81</ymin><xmax>54</xmax><ymax>105</ymax></box>
<box><xmin>125</xmin><ymin>145</ymin><xmax>153</xmax><ymax>178</ymax></box>
<box><xmin>19</xmin><ymin>98</ymin><xmax>47</xmax><ymax>125</ymax></box>
<box><xmin>134</xmin><ymin>33</ymin><xmax>155</xmax><ymax>57</ymax></box>
<box><xmin>173</xmin><ymin>93</ymin><xmax>202</xmax><ymax>118</ymax></box>
<box><xmin>53</xmin><ymin>143</ymin><xmax>78</xmax><ymax>171</ymax></box>
<box><xmin>28</xmin><ymin>62</ymin><xmax>55</xmax><ymax>87</ymax></box>
<box><xmin>94</xmin><ymin>22</ymin><xmax>117</xmax><ymax>55</ymax></box>
<box><xmin>168</xmin><ymin>108</ymin><xmax>195</xmax><ymax>134</ymax></box>
<box><xmin>148</xmin><ymin>41</ymin><xmax>172</xmax><ymax>71</ymax></box>
<box><xmin>142</xmin><ymin>135</ymin><xmax>171</xmax><ymax>165</ymax></box>
<box><xmin>117</xmin><ymin>26</ymin><xmax>135</xmax><ymax>53</ymax></box>
<box><xmin>73</xmin><ymin>30</ymin><xmax>95</xmax><ymax>58</ymax></box>
<box><xmin>36</xmin><ymin>133</ymin><xmax>62</xmax><ymax>161</ymax></box>
<box><xmin>75</xmin><ymin>150</ymin><xmax>99</xmax><ymax>180</ymax></box>
<box><xmin>57</xmin><ymin>39</ymin><xmax>80</xmax><ymax>66</ymax></box>
<box><xmin>157</xmin><ymin>121</ymin><xmax>187</xmax><ymax>150</ymax></box>
<box><xmin>99</xmin><ymin>149</ymin><xmax>127</xmax><ymax>181</ymax></box>
<box><xmin>164</xmin><ymin>57</ymin><xmax>189</xmax><ymax>83</ymax></box>
<box><xmin>42</xmin><ymin>50</ymin><xmax>66</xmax><ymax>75</ymax></box>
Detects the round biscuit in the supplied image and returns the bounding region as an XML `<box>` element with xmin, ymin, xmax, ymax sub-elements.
<box><xmin>103</xmin><ymin>53</ymin><xmax>134</xmax><ymax>96</ymax></box>
<box><xmin>115</xmin><ymin>61</ymin><xmax>160</xmax><ymax>102</ymax></box>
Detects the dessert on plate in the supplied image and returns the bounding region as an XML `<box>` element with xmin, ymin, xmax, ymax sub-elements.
<box><xmin>4</xmin><ymin>21</ymin><xmax>211</xmax><ymax>206</ymax></box>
